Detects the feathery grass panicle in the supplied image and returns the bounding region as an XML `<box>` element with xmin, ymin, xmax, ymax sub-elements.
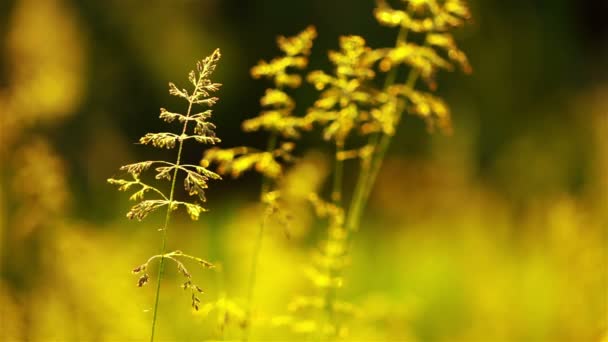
<box><xmin>251</xmin><ymin>25</ymin><xmax>317</xmax><ymax>88</ymax></box>
<box><xmin>305</xmin><ymin>36</ymin><xmax>383</xmax><ymax>148</ymax></box>
<box><xmin>274</xmin><ymin>1</ymin><xmax>473</xmax><ymax>339</ymax></box>
<box><xmin>108</xmin><ymin>50</ymin><xmax>222</xmax><ymax>222</ymax></box>
<box><xmin>202</xmin><ymin>26</ymin><xmax>318</xmax><ymax>233</ymax></box>
<box><xmin>202</xmin><ymin>2</ymin><xmax>472</xmax><ymax>338</ymax></box>
<box><xmin>375</xmin><ymin>0</ymin><xmax>472</xmax><ymax>89</ymax></box>
<box><xmin>202</xmin><ymin>27</ymin><xmax>317</xmax><ymax>340</ymax></box>
<box><xmin>205</xmin><ymin>26</ymin><xmax>317</xmax><ymax>181</ymax></box>
<box><xmin>346</xmin><ymin>0</ymin><xmax>473</xmax><ymax>238</ymax></box>
<box><xmin>244</xmin><ymin>26</ymin><xmax>317</xmax><ymax>138</ymax></box>
<box><xmin>108</xmin><ymin>49</ymin><xmax>224</xmax><ymax>341</ymax></box>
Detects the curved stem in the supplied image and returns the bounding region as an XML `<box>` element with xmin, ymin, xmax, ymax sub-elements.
<box><xmin>318</xmin><ymin>22</ymin><xmax>411</xmax><ymax>338</ymax></box>
<box><xmin>331</xmin><ymin>142</ymin><xmax>344</xmax><ymax>205</ymax></box>
<box><xmin>345</xmin><ymin>24</ymin><xmax>409</xmax><ymax>234</ymax></box>
<box><xmin>347</xmin><ymin>68</ymin><xmax>421</xmax><ymax>236</ymax></box>
<box><xmin>359</xmin><ymin>70</ymin><xmax>420</xmax><ymax>208</ymax></box>
<box><xmin>243</xmin><ymin>131</ymin><xmax>279</xmax><ymax>341</ymax></box>
<box><xmin>324</xmin><ymin>141</ymin><xmax>344</xmax><ymax>336</ymax></box>
<box><xmin>150</xmin><ymin>81</ymin><xmax>200</xmax><ymax>342</ymax></box>
<box><xmin>140</xmin><ymin>184</ymin><xmax>169</xmax><ymax>201</ymax></box>
<box><xmin>243</xmin><ymin>212</ymin><xmax>269</xmax><ymax>340</ymax></box>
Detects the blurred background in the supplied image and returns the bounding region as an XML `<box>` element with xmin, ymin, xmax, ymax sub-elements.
<box><xmin>0</xmin><ymin>0</ymin><xmax>606</xmax><ymax>340</ymax></box>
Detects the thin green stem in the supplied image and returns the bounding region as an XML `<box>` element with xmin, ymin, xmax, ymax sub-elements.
<box><xmin>150</xmin><ymin>81</ymin><xmax>199</xmax><ymax>342</ymax></box>
<box><xmin>345</xmin><ymin>24</ymin><xmax>409</xmax><ymax>233</ymax></box>
<box><xmin>359</xmin><ymin>70</ymin><xmax>420</xmax><ymax>207</ymax></box>
<box><xmin>331</xmin><ymin>142</ymin><xmax>344</xmax><ymax>205</ymax></box>
<box><xmin>261</xmin><ymin>132</ymin><xmax>279</xmax><ymax>195</ymax></box>
<box><xmin>243</xmin><ymin>130</ymin><xmax>279</xmax><ymax>341</ymax></box>
<box><xmin>215</xmin><ymin>266</ymin><xmax>226</xmax><ymax>341</ymax></box>
<box><xmin>243</xmin><ymin>212</ymin><xmax>268</xmax><ymax>340</ymax></box>
<box><xmin>323</xmin><ymin>141</ymin><xmax>344</xmax><ymax>337</ymax></box>
<box><xmin>318</xmin><ymin>23</ymin><xmax>411</xmax><ymax>339</ymax></box>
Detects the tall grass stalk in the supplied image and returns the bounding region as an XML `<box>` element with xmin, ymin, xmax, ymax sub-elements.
<box><xmin>243</xmin><ymin>132</ymin><xmax>278</xmax><ymax>341</ymax></box>
<box><xmin>202</xmin><ymin>27</ymin><xmax>318</xmax><ymax>340</ymax></box>
<box><xmin>108</xmin><ymin>50</ymin><xmax>223</xmax><ymax>342</ymax></box>
<box><xmin>345</xmin><ymin>25</ymin><xmax>410</xmax><ymax>235</ymax></box>
<box><xmin>149</xmin><ymin>78</ymin><xmax>198</xmax><ymax>342</ymax></box>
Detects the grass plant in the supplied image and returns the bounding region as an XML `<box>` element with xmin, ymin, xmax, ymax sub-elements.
<box><xmin>108</xmin><ymin>49</ymin><xmax>224</xmax><ymax>341</ymax></box>
<box><xmin>109</xmin><ymin>1</ymin><xmax>472</xmax><ymax>339</ymax></box>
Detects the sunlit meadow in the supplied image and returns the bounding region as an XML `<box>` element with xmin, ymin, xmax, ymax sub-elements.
<box><xmin>0</xmin><ymin>0</ymin><xmax>606</xmax><ymax>341</ymax></box>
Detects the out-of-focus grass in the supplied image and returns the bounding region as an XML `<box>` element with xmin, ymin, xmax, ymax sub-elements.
<box><xmin>3</xmin><ymin>110</ymin><xmax>604</xmax><ymax>340</ymax></box>
<box><xmin>2</xmin><ymin>87</ymin><xmax>606</xmax><ymax>342</ymax></box>
<box><xmin>2</xmin><ymin>185</ymin><xmax>604</xmax><ymax>340</ymax></box>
